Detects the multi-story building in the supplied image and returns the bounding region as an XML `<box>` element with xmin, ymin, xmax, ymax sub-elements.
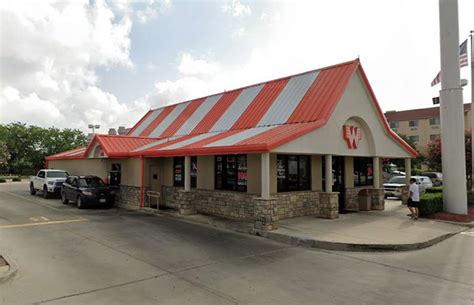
<box><xmin>385</xmin><ymin>104</ymin><xmax>471</xmax><ymax>154</ymax></box>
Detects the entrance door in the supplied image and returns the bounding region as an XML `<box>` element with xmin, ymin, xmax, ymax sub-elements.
<box><xmin>332</xmin><ymin>156</ymin><xmax>345</xmax><ymax>212</ymax></box>
<box><xmin>149</xmin><ymin>165</ymin><xmax>161</xmax><ymax>208</ymax></box>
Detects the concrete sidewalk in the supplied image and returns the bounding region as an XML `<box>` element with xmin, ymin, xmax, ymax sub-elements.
<box><xmin>151</xmin><ymin>200</ymin><xmax>468</xmax><ymax>252</ymax></box>
<box><xmin>258</xmin><ymin>200</ymin><xmax>469</xmax><ymax>251</ymax></box>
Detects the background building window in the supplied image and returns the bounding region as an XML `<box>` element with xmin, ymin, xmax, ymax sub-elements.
<box><xmin>191</xmin><ymin>156</ymin><xmax>197</xmax><ymax>188</ymax></box>
<box><xmin>277</xmin><ymin>155</ymin><xmax>311</xmax><ymax>192</ymax></box>
<box><xmin>430</xmin><ymin>134</ymin><xmax>439</xmax><ymax>141</ymax></box>
<box><xmin>409</xmin><ymin>120</ymin><xmax>418</xmax><ymax>127</ymax></box>
<box><xmin>389</xmin><ymin>121</ymin><xmax>399</xmax><ymax>129</ymax></box>
<box><xmin>408</xmin><ymin>135</ymin><xmax>419</xmax><ymax>143</ymax></box>
<box><xmin>215</xmin><ymin>155</ymin><xmax>247</xmax><ymax>192</ymax></box>
<box><xmin>429</xmin><ymin>118</ymin><xmax>440</xmax><ymax>125</ymax></box>
<box><xmin>354</xmin><ymin>157</ymin><xmax>373</xmax><ymax>187</ymax></box>
<box><xmin>173</xmin><ymin>157</ymin><xmax>184</xmax><ymax>187</ymax></box>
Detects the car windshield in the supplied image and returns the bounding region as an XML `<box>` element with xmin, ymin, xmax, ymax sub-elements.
<box><xmin>422</xmin><ymin>173</ymin><xmax>436</xmax><ymax>178</ymax></box>
<box><xmin>78</xmin><ymin>177</ymin><xmax>106</xmax><ymax>187</ymax></box>
<box><xmin>47</xmin><ymin>171</ymin><xmax>68</xmax><ymax>178</ymax></box>
<box><xmin>388</xmin><ymin>176</ymin><xmax>406</xmax><ymax>184</ymax></box>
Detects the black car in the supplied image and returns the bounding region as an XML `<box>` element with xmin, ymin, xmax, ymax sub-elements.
<box><xmin>61</xmin><ymin>175</ymin><xmax>115</xmax><ymax>209</ymax></box>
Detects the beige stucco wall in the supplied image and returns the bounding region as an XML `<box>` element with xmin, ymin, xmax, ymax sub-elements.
<box><xmin>247</xmin><ymin>154</ymin><xmax>261</xmax><ymax>194</ymax></box>
<box><xmin>270</xmin><ymin>154</ymin><xmax>277</xmax><ymax>194</ymax></box>
<box><xmin>273</xmin><ymin>71</ymin><xmax>413</xmax><ymax>159</ymax></box>
<box><xmin>311</xmin><ymin>155</ymin><xmax>322</xmax><ymax>191</ymax></box>
<box><xmin>161</xmin><ymin>157</ymin><xmax>174</xmax><ymax>187</ymax></box>
<box><xmin>344</xmin><ymin>156</ymin><xmax>354</xmax><ymax>188</ymax></box>
<box><xmin>197</xmin><ymin>155</ymin><xmax>214</xmax><ymax>190</ymax></box>
<box><xmin>48</xmin><ymin>159</ymin><xmax>108</xmax><ymax>179</ymax></box>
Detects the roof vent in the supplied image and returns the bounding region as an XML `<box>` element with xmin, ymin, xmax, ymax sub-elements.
<box><xmin>108</xmin><ymin>128</ymin><xmax>117</xmax><ymax>135</ymax></box>
<box><xmin>117</xmin><ymin>126</ymin><xmax>127</xmax><ymax>135</ymax></box>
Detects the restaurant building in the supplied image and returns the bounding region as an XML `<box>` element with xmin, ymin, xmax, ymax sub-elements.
<box><xmin>47</xmin><ymin>59</ymin><xmax>417</xmax><ymax>229</ymax></box>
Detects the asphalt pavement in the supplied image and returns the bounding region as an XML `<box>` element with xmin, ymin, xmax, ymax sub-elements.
<box><xmin>0</xmin><ymin>182</ymin><xmax>472</xmax><ymax>305</ymax></box>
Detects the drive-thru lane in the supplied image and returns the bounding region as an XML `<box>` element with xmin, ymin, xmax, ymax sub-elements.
<box><xmin>0</xmin><ymin>182</ymin><xmax>472</xmax><ymax>305</ymax></box>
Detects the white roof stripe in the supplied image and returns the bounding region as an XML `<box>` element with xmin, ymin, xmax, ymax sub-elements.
<box><xmin>133</xmin><ymin>137</ymin><xmax>180</xmax><ymax>152</ymax></box>
<box><xmin>209</xmin><ymin>84</ymin><xmax>264</xmax><ymax>132</ymax></box>
<box><xmin>67</xmin><ymin>148</ymin><xmax>86</xmax><ymax>156</ymax></box>
<box><xmin>175</xmin><ymin>94</ymin><xmax>223</xmax><ymax>136</ymax></box>
<box><xmin>130</xmin><ymin>108</ymin><xmax>163</xmax><ymax>137</ymax></box>
<box><xmin>257</xmin><ymin>71</ymin><xmax>319</xmax><ymax>126</ymax></box>
<box><xmin>148</xmin><ymin>102</ymin><xmax>190</xmax><ymax>138</ymax></box>
<box><xmin>205</xmin><ymin>125</ymin><xmax>277</xmax><ymax>147</ymax></box>
<box><xmin>159</xmin><ymin>132</ymin><xmax>222</xmax><ymax>150</ymax></box>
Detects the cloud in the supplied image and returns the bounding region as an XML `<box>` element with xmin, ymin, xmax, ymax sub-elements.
<box><xmin>0</xmin><ymin>0</ymin><xmax>150</xmax><ymax>132</ymax></box>
<box><xmin>177</xmin><ymin>53</ymin><xmax>220</xmax><ymax>76</ymax></box>
<box><xmin>109</xmin><ymin>0</ymin><xmax>172</xmax><ymax>24</ymax></box>
<box><xmin>221</xmin><ymin>0</ymin><xmax>251</xmax><ymax>17</ymax></box>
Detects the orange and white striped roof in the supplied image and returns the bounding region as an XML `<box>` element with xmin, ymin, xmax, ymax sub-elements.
<box><xmin>46</xmin><ymin>59</ymin><xmax>418</xmax><ymax>160</ymax></box>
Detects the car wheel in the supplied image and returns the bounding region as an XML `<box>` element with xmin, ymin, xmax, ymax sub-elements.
<box><xmin>76</xmin><ymin>196</ymin><xmax>84</xmax><ymax>209</ymax></box>
<box><xmin>61</xmin><ymin>192</ymin><xmax>69</xmax><ymax>204</ymax></box>
<box><xmin>30</xmin><ymin>183</ymin><xmax>36</xmax><ymax>195</ymax></box>
<box><xmin>43</xmin><ymin>186</ymin><xmax>49</xmax><ymax>199</ymax></box>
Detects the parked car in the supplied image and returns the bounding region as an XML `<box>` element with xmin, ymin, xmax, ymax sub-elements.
<box><xmin>30</xmin><ymin>169</ymin><xmax>68</xmax><ymax>198</ymax></box>
<box><xmin>61</xmin><ymin>175</ymin><xmax>115</xmax><ymax>209</ymax></box>
<box><xmin>421</xmin><ymin>172</ymin><xmax>443</xmax><ymax>186</ymax></box>
<box><xmin>383</xmin><ymin>175</ymin><xmax>433</xmax><ymax>199</ymax></box>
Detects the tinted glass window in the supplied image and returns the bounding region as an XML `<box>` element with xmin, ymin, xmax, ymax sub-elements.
<box><xmin>277</xmin><ymin>155</ymin><xmax>311</xmax><ymax>192</ymax></box>
<box><xmin>38</xmin><ymin>171</ymin><xmax>45</xmax><ymax>178</ymax></box>
<box><xmin>78</xmin><ymin>177</ymin><xmax>105</xmax><ymax>187</ymax></box>
<box><xmin>388</xmin><ymin>176</ymin><xmax>406</xmax><ymax>184</ymax></box>
<box><xmin>191</xmin><ymin>156</ymin><xmax>197</xmax><ymax>188</ymax></box>
<box><xmin>47</xmin><ymin>171</ymin><xmax>68</xmax><ymax>178</ymax></box>
<box><xmin>173</xmin><ymin>157</ymin><xmax>184</xmax><ymax>187</ymax></box>
<box><xmin>354</xmin><ymin>157</ymin><xmax>373</xmax><ymax>187</ymax></box>
<box><xmin>215</xmin><ymin>155</ymin><xmax>247</xmax><ymax>192</ymax></box>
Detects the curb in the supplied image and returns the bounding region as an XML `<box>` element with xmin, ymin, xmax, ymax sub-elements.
<box><xmin>0</xmin><ymin>255</ymin><xmax>18</xmax><ymax>284</ymax></box>
<box><xmin>117</xmin><ymin>205</ymin><xmax>466</xmax><ymax>252</ymax></box>
<box><xmin>253</xmin><ymin>230</ymin><xmax>464</xmax><ymax>252</ymax></box>
<box><xmin>430</xmin><ymin>219</ymin><xmax>474</xmax><ymax>228</ymax></box>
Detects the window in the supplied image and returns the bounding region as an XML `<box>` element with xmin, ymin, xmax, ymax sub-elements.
<box><xmin>354</xmin><ymin>157</ymin><xmax>373</xmax><ymax>187</ymax></box>
<box><xmin>429</xmin><ymin>118</ymin><xmax>440</xmax><ymax>125</ymax></box>
<box><xmin>46</xmin><ymin>171</ymin><xmax>68</xmax><ymax>178</ymax></box>
<box><xmin>215</xmin><ymin>155</ymin><xmax>247</xmax><ymax>192</ymax></box>
<box><xmin>191</xmin><ymin>156</ymin><xmax>197</xmax><ymax>188</ymax></box>
<box><xmin>430</xmin><ymin>134</ymin><xmax>439</xmax><ymax>141</ymax></box>
<box><xmin>79</xmin><ymin>177</ymin><xmax>106</xmax><ymax>187</ymax></box>
<box><xmin>277</xmin><ymin>155</ymin><xmax>311</xmax><ymax>192</ymax></box>
<box><xmin>37</xmin><ymin>171</ymin><xmax>45</xmax><ymax>178</ymax></box>
<box><xmin>409</xmin><ymin>120</ymin><xmax>418</xmax><ymax>127</ymax></box>
<box><xmin>173</xmin><ymin>157</ymin><xmax>184</xmax><ymax>187</ymax></box>
<box><xmin>389</xmin><ymin>121</ymin><xmax>399</xmax><ymax>129</ymax></box>
<box><xmin>408</xmin><ymin>135</ymin><xmax>419</xmax><ymax>143</ymax></box>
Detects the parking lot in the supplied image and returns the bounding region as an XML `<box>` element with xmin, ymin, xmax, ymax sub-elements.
<box><xmin>0</xmin><ymin>182</ymin><xmax>472</xmax><ymax>305</ymax></box>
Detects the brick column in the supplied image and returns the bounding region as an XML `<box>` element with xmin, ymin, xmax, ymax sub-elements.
<box><xmin>370</xmin><ymin>188</ymin><xmax>385</xmax><ymax>210</ymax></box>
<box><xmin>254</xmin><ymin>197</ymin><xmax>277</xmax><ymax>230</ymax></box>
<box><xmin>318</xmin><ymin>192</ymin><xmax>339</xmax><ymax>219</ymax></box>
<box><xmin>177</xmin><ymin>190</ymin><xmax>196</xmax><ymax>215</ymax></box>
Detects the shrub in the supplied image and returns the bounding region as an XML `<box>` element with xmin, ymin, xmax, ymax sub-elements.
<box><xmin>12</xmin><ymin>177</ymin><xmax>21</xmax><ymax>182</ymax></box>
<box><xmin>425</xmin><ymin>187</ymin><xmax>443</xmax><ymax>194</ymax></box>
<box><xmin>0</xmin><ymin>178</ymin><xmax>6</xmax><ymax>183</ymax></box>
<box><xmin>468</xmin><ymin>191</ymin><xmax>474</xmax><ymax>206</ymax></box>
<box><xmin>419</xmin><ymin>192</ymin><xmax>443</xmax><ymax>216</ymax></box>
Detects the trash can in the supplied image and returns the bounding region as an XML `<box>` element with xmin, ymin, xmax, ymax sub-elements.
<box><xmin>358</xmin><ymin>189</ymin><xmax>372</xmax><ymax>211</ymax></box>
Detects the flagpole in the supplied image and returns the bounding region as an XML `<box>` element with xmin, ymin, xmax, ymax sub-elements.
<box><xmin>471</xmin><ymin>30</ymin><xmax>474</xmax><ymax>191</ymax></box>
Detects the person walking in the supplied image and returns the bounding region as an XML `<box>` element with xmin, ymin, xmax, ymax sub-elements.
<box><xmin>407</xmin><ymin>178</ymin><xmax>420</xmax><ymax>220</ymax></box>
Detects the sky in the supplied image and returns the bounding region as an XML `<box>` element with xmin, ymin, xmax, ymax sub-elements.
<box><xmin>1</xmin><ymin>0</ymin><xmax>473</xmax><ymax>134</ymax></box>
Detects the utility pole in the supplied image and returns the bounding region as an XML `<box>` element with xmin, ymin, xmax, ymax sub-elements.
<box><xmin>439</xmin><ymin>0</ymin><xmax>467</xmax><ymax>214</ymax></box>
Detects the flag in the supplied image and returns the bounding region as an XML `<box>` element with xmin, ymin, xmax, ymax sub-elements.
<box><xmin>431</xmin><ymin>39</ymin><xmax>468</xmax><ymax>86</ymax></box>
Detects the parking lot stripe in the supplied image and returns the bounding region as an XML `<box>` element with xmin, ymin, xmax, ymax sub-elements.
<box><xmin>0</xmin><ymin>218</ymin><xmax>88</xmax><ymax>229</ymax></box>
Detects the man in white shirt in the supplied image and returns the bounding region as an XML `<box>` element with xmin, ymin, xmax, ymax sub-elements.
<box><xmin>408</xmin><ymin>178</ymin><xmax>420</xmax><ymax>220</ymax></box>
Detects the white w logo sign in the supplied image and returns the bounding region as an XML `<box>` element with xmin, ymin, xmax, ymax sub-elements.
<box><xmin>343</xmin><ymin>125</ymin><xmax>362</xmax><ymax>149</ymax></box>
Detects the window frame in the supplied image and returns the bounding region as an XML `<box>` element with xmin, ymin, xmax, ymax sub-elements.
<box><xmin>429</xmin><ymin>117</ymin><xmax>440</xmax><ymax>126</ymax></box>
<box><xmin>173</xmin><ymin>157</ymin><xmax>184</xmax><ymax>187</ymax></box>
<box><xmin>389</xmin><ymin>121</ymin><xmax>399</xmax><ymax>129</ymax></box>
<box><xmin>353</xmin><ymin>157</ymin><xmax>373</xmax><ymax>187</ymax></box>
<box><xmin>215</xmin><ymin>154</ymin><xmax>247</xmax><ymax>192</ymax></box>
<box><xmin>277</xmin><ymin>155</ymin><xmax>311</xmax><ymax>192</ymax></box>
<box><xmin>409</xmin><ymin>120</ymin><xmax>419</xmax><ymax>127</ymax></box>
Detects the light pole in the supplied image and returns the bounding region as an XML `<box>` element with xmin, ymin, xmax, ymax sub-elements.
<box><xmin>88</xmin><ymin>124</ymin><xmax>100</xmax><ymax>134</ymax></box>
<box><xmin>470</xmin><ymin>30</ymin><xmax>474</xmax><ymax>191</ymax></box>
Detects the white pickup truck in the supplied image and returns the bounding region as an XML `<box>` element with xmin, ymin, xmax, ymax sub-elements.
<box><xmin>30</xmin><ymin>169</ymin><xmax>69</xmax><ymax>198</ymax></box>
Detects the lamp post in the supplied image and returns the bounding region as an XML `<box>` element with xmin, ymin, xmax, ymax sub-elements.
<box><xmin>88</xmin><ymin>124</ymin><xmax>100</xmax><ymax>134</ymax></box>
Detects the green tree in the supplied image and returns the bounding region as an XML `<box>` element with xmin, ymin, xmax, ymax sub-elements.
<box><xmin>389</xmin><ymin>134</ymin><xmax>425</xmax><ymax>172</ymax></box>
<box><xmin>0</xmin><ymin>122</ymin><xmax>87</xmax><ymax>174</ymax></box>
